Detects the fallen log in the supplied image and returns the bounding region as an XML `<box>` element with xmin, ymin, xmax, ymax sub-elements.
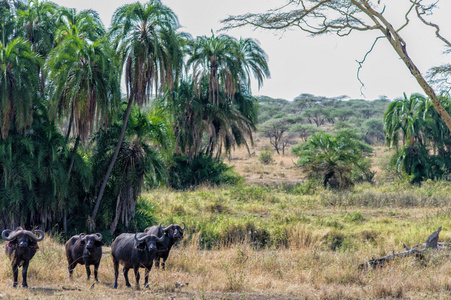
<box><xmin>360</xmin><ymin>226</ymin><xmax>443</xmax><ymax>269</ymax></box>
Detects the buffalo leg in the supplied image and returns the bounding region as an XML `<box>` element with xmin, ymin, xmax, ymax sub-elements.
<box><xmin>68</xmin><ymin>259</ymin><xmax>75</xmax><ymax>278</ymax></box>
<box><xmin>144</xmin><ymin>265</ymin><xmax>152</xmax><ymax>288</ymax></box>
<box><xmin>123</xmin><ymin>267</ymin><xmax>131</xmax><ymax>288</ymax></box>
<box><xmin>113</xmin><ymin>259</ymin><xmax>119</xmax><ymax>288</ymax></box>
<box><xmin>12</xmin><ymin>265</ymin><xmax>19</xmax><ymax>287</ymax></box>
<box><xmin>161</xmin><ymin>253</ymin><xmax>169</xmax><ymax>269</ymax></box>
<box><xmin>85</xmin><ymin>264</ymin><xmax>91</xmax><ymax>280</ymax></box>
<box><xmin>22</xmin><ymin>261</ymin><xmax>29</xmax><ymax>288</ymax></box>
<box><xmin>94</xmin><ymin>262</ymin><xmax>100</xmax><ymax>282</ymax></box>
<box><xmin>154</xmin><ymin>258</ymin><xmax>160</xmax><ymax>268</ymax></box>
<box><xmin>133</xmin><ymin>266</ymin><xmax>140</xmax><ymax>290</ymax></box>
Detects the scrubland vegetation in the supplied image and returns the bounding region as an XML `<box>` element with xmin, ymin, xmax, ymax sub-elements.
<box><xmin>2</xmin><ymin>0</ymin><xmax>451</xmax><ymax>299</ymax></box>
<box><xmin>2</xmin><ymin>177</ymin><xmax>451</xmax><ymax>299</ymax></box>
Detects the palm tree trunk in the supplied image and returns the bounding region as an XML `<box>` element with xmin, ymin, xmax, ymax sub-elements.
<box><xmin>91</xmin><ymin>98</ymin><xmax>133</xmax><ymax>223</ymax></box>
<box><xmin>65</xmin><ymin>103</ymin><xmax>74</xmax><ymax>142</ymax></box>
<box><xmin>110</xmin><ymin>194</ymin><xmax>122</xmax><ymax>234</ymax></box>
<box><xmin>67</xmin><ymin>135</ymin><xmax>80</xmax><ymax>181</ymax></box>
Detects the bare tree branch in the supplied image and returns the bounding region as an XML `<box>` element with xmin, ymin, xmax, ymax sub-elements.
<box><xmin>222</xmin><ymin>0</ymin><xmax>451</xmax><ymax>132</ymax></box>
<box><xmin>356</xmin><ymin>36</ymin><xmax>384</xmax><ymax>97</ymax></box>
<box><xmin>414</xmin><ymin>0</ymin><xmax>451</xmax><ymax>49</ymax></box>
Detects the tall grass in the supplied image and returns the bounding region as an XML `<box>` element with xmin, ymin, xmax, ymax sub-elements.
<box><xmin>2</xmin><ymin>181</ymin><xmax>451</xmax><ymax>298</ymax></box>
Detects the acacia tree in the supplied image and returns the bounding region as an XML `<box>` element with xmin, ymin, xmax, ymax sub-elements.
<box><xmin>222</xmin><ymin>0</ymin><xmax>451</xmax><ymax>132</ymax></box>
<box><xmin>259</xmin><ymin>118</ymin><xmax>291</xmax><ymax>154</ymax></box>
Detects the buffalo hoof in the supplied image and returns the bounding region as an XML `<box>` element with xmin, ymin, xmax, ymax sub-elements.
<box><xmin>113</xmin><ymin>283</ymin><xmax>118</xmax><ymax>289</ymax></box>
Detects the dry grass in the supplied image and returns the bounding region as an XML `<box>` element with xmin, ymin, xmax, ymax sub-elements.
<box><xmin>2</xmin><ymin>230</ymin><xmax>451</xmax><ymax>299</ymax></box>
<box><xmin>2</xmin><ymin>140</ymin><xmax>451</xmax><ymax>299</ymax></box>
<box><xmin>227</xmin><ymin>138</ymin><xmax>304</xmax><ymax>187</ymax></box>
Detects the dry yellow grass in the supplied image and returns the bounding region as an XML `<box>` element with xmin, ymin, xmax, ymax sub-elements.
<box><xmin>2</xmin><ymin>141</ymin><xmax>451</xmax><ymax>299</ymax></box>
<box><xmin>228</xmin><ymin>138</ymin><xmax>304</xmax><ymax>186</ymax></box>
<box><xmin>1</xmin><ymin>226</ymin><xmax>451</xmax><ymax>299</ymax></box>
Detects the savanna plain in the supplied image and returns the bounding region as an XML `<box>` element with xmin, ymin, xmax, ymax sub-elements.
<box><xmin>1</xmin><ymin>143</ymin><xmax>451</xmax><ymax>300</ymax></box>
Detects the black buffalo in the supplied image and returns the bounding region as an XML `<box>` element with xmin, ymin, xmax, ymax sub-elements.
<box><xmin>1</xmin><ymin>227</ymin><xmax>45</xmax><ymax>287</ymax></box>
<box><xmin>65</xmin><ymin>233</ymin><xmax>104</xmax><ymax>281</ymax></box>
<box><xmin>144</xmin><ymin>223</ymin><xmax>185</xmax><ymax>269</ymax></box>
<box><xmin>111</xmin><ymin>232</ymin><xmax>165</xmax><ymax>290</ymax></box>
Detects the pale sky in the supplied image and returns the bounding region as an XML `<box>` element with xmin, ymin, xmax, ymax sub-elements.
<box><xmin>51</xmin><ymin>0</ymin><xmax>451</xmax><ymax>101</ymax></box>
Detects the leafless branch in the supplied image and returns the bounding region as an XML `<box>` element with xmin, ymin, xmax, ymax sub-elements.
<box><xmin>356</xmin><ymin>36</ymin><xmax>384</xmax><ymax>97</ymax></box>
<box><xmin>414</xmin><ymin>1</ymin><xmax>451</xmax><ymax>49</ymax></box>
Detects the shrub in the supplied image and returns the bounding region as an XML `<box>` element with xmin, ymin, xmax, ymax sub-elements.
<box><xmin>168</xmin><ymin>154</ymin><xmax>242</xmax><ymax>189</ymax></box>
<box><xmin>258</xmin><ymin>149</ymin><xmax>274</xmax><ymax>164</ymax></box>
<box><xmin>293</xmin><ymin>131</ymin><xmax>373</xmax><ymax>189</ymax></box>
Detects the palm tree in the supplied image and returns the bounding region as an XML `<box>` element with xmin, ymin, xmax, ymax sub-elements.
<box><xmin>55</xmin><ymin>7</ymin><xmax>105</xmax><ymax>44</ymax></box>
<box><xmin>0</xmin><ymin>102</ymin><xmax>91</xmax><ymax>230</ymax></box>
<box><xmin>0</xmin><ymin>37</ymin><xmax>40</xmax><ymax>139</ymax></box>
<box><xmin>45</xmin><ymin>35</ymin><xmax>120</xmax><ymax>143</ymax></box>
<box><xmin>294</xmin><ymin>131</ymin><xmax>372</xmax><ymax>188</ymax></box>
<box><xmin>91</xmin><ymin>0</ymin><xmax>182</xmax><ymax>222</ymax></box>
<box><xmin>90</xmin><ymin>104</ymin><xmax>172</xmax><ymax>233</ymax></box>
<box><xmin>16</xmin><ymin>0</ymin><xmax>59</xmax><ymax>54</ymax></box>
<box><xmin>181</xmin><ymin>33</ymin><xmax>268</xmax><ymax>158</ymax></box>
<box><xmin>16</xmin><ymin>0</ymin><xmax>59</xmax><ymax>90</ymax></box>
<box><xmin>383</xmin><ymin>93</ymin><xmax>427</xmax><ymax>148</ymax></box>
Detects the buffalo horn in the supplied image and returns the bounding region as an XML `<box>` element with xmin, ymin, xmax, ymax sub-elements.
<box><xmin>181</xmin><ymin>222</ymin><xmax>186</xmax><ymax>231</ymax></box>
<box><xmin>24</xmin><ymin>229</ymin><xmax>45</xmax><ymax>241</ymax></box>
<box><xmin>34</xmin><ymin>229</ymin><xmax>45</xmax><ymax>241</ymax></box>
<box><xmin>94</xmin><ymin>233</ymin><xmax>103</xmax><ymax>241</ymax></box>
<box><xmin>1</xmin><ymin>229</ymin><xmax>12</xmax><ymax>241</ymax></box>
<box><xmin>135</xmin><ymin>233</ymin><xmax>146</xmax><ymax>242</ymax></box>
<box><xmin>79</xmin><ymin>233</ymin><xmax>86</xmax><ymax>239</ymax></box>
<box><xmin>156</xmin><ymin>234</ymin><xmax>165</xmax><ymax>243</ymax></box>
<box><xmin>2</xmin><ymin>228</ymin><xmax>24</xmax><ymax>241</ymax></box>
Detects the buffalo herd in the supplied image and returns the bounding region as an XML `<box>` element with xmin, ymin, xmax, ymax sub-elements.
<box><xmin>1</xmin><ymin>223</ymin><xmax>185</xmax><ymax>289</ymax></box>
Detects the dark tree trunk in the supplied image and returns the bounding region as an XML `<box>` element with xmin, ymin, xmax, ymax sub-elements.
<box><xmin>91</xmin><ymin>98</ymin><xmax>134</xmax><ymax>225</ymax></box>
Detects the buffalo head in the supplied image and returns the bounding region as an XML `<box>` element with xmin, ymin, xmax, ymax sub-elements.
<box><xmin>79</xmin><ymin>233</ymin><xmax>103</xmax><ymax>251</ymax></box>
<box><xmin>2</xmin><ymin>227</ymin><xmax>45</xmax><ymax>249</ymax></box>
<box><xmin>134</xmin><ymin>232</ymin><xmax>165</xmax><ymax>251</ymax></box>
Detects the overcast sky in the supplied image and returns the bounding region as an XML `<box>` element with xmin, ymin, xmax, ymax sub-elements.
<box><xmin>51</xmin><ymin>0</ymin><xmax>451</xmax><ymax>101</ymax></box>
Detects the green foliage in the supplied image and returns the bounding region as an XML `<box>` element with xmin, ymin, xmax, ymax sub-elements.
<box><xmin>0</xmin><ymin>104</ymin><xmax>92</xmax><ymax>230</ymax></box>
<box><xmin>258</xmin><ymin>149</ymin><xmax>274</xmax><ymax>165</ymax></box>
<box><xmin>256</xmin><ymin>95</ymin><xmax>390</xmax><ymax>140</ymax></box>
<box><xmin>168</xmin><ymin>154</ymin><xmax>242</xmax><ymax>189</ymax></box>
<box><xmin>293</xmin><ymin>131</ymin><xmax>373</xmax><ymax>189</ymax></box>
<box><xmin>361</xmin><ymin>118</ymin><xmax>385</xmax><ymax>145</ymax></box>
<box><xmin>384</xmin><ymin>93</ymin><xmax>451</xmax><ymax>183</ymax></box>
<box><xmin>90</xmin><ymin>104</ymin><xmax>170</xmax><ymax>232</ymax></box>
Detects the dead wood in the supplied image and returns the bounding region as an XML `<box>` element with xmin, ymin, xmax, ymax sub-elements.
<box><xmin>360</xmin><ymin>226</ymin><xmax>443</xmax><ymax>269</ymax></box>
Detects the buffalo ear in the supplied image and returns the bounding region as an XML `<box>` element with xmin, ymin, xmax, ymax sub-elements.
<box><xmin>135</xmin><ymin>241</ymin><xmax>146</xmax><ymax>250</ymax></box>
<box><xmin>95</xmin><ymin>241</ymin><xmax>104</xmax><ymax>247</ymax></box>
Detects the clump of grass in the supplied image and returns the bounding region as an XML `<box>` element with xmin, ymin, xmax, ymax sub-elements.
<box><xmin>258</xmin><ymin>149</ymin><xmax>274</xmax><ymax>165</ymax></box>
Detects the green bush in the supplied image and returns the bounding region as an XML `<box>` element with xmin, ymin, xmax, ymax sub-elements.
<box><xmin>168</xmin><ymin>154</ymin><xmax>242</xmax><ymax>189</ymax></box>
<box><xmin>258</xmin><ymin>149</ymin><xmax>274</xmax><ymax>164</ymax></box>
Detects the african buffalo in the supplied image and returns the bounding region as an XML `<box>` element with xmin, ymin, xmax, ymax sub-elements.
<box><xmin>144</xmin><ymin>223</ymin><xmax>185</xmax><ymax>269</ymax></box>
<box><xmin>1</xmin><ymin>227</ymin><xmax>45</xmax><ymax>287</ymax></box>
<box><xmin>111</xmin><ymin>232</ymin><xmax>165</xmax><ymax>290</ymax></box>
<box><xmin>65</xmin><ymin>233</ymin><xmax>104</xmax><ymax>281</ymax></box>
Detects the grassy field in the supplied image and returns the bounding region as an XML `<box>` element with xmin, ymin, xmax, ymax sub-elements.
<box><xmin>2</xmin><ymin>145</ymin><xmax>451</xmax><ymax>299</ymax></box>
